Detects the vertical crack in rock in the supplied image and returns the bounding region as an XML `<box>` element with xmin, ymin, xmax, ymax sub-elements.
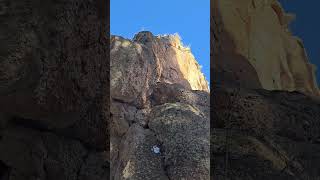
<box><xmin>110</xmin><ymin>31</ymin><xmax>210</xmax><ymax>179</ymax></box>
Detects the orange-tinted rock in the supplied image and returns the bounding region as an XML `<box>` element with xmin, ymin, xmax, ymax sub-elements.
<box><xmin>213</xmin><ymin>0</ymin><xmax>320</xmax><ymax>96</ymax></box>
<box><xmin>110</xmin><ymin>32</ymin><xmax>210</xmax><ymax>179</ymax></box>
<box><xmin>111</xmin><ymin>31</ymin><xmax>209</xmax><ymax>108</ymax></box>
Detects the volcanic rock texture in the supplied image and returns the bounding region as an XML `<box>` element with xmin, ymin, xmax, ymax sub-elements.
<box><xmin>212</xmin><ymin>0</ymin><xmax>320</xmax><ymax>179</ymax></box>
<box><xmin>0</xmin><ymin>0</ymin><xmax>210</xmax><ymax>179</ymax></box>
<box><xmin>110</xmin><ymin>32</ymin><xmax>210</xmax><ymax>179</ymax></box>
<box><xmin>0</xmin><ymin>0</ymin><xmax>109</xmax><ymax>179</ymax></box>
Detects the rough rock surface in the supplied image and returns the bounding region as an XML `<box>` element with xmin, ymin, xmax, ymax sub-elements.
<box><xmin>110</xmin><ymin>32</ymin><xmax>210</xmax><ymax>179</ymax></box>
<box><xmin>111</xmin><ymin>32</ymin><xmax>208</xmax><ymax>107</ymax></box>
<box><xmin>212</xmin><ymin>86</ymin><xmax>320</xmax><ymax>179</ymax></box>
<box><xmin>0</xmin><ymin>0</ymin><xmax>109</xmax><ymax>179</ymax></box>
<box><xmin>213</xmin><ymin>0</ymin><xmax>320</xmax><ymax>96</ymax></box>
<box><xmin>212</xmin><ymin>0</ymin><xmax>320</xmax><ymax>179</ymax></box>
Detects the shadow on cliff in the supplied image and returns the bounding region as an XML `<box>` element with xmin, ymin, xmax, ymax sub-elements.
<box><xmin>211</xmin><ymin>1</ymin><xmax>262</xmax><ymax>90</ymax></box>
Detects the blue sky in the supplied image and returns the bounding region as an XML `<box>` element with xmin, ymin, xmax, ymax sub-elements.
<box><xmin>279</xmin><ymin>0</ymin><xmax>320</xmax><ymax>84</ymax></box>
<box><xmin>111</xmin><ymin>0</ymin><xmax>210</xmax><ymax>83</ymax></box>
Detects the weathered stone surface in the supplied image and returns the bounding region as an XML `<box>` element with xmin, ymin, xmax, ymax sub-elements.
<box><xmin>0</xmin><ymin>127</ymin><xmax>88</xmax><ymax>180</ymax></box>
<box><xmin>212</xmin><ymin>85</ymin><xmax>320</xmax><ymax>179</ymax></box>
<box><xmin>149</xmin><ymin>103</ymin><xmax>210</xmax><ymax>180</ymax></box>
<box><xmin>78</xmin><ymin>152</ymin><xmax>109</xmax><ymax>180</ymax></box>
<box><xmin>212</xmin><ymin>129</ymin><xmax>306</xmax><ymax>180</ymax></box>
<box><xmin>111</xmin><ymin>31</ymin><xmax>209</xmax><ymax>108</ymax></box>
<box><xmin>0</xmin><ymin>0</ymin><xmax>109</xmax><ymax>179</ymax></box>
<box><xmin>110</xmin><ymin>33</ymin><xmax>210</xmax><ymax>179</ymax></box>
<box><xmin>111</xmin><ymin>124</ymin><xmax>168</xmax><ymax>180</ymax></box>
<box><xmin>213</xmin><ymin>0</ymin><xmax>320</xmax><ymax>96</ymax></box>
<box><xmin>111</xmin><ymin>100</ymin><xmax>210</xmax><ymax>180</ymax></box>
<box><xmin>213</xmin><ymin>86</ymin><xmax>320</xmax><ymax>140</ymax></box>
<box><xmin>151</xmin><ymin>82</ymin><xmax>210</xmax><ymax>117</ymax></box>
<box><xmin>0</xmin><ymin>0</ymin><xmax>108</xmax><ymax>129</ymax></box>
<box><xmin>212</xmin><ymin>1</ymin><xmax>320</xmax><ymax>178</ymax></box>
<box><xmin>0</xmin><ymin>0</ymin><xmax>108</xmax><ymax>149</ymax></box>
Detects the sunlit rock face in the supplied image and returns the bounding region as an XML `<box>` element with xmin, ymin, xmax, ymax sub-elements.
<box><xmin>111</xmin><ymin>31</ymin><xmax>208</xmax><ymax>107</ymax></box>
<box><xmin>213</xmin><ymin>0</ymin><xmax>320</xmax><ymax>96</ymax></box>
<box><xmin>110</xmin><ymin>32</ymin><xmax>210</xmax><ymax>179</ymax></box>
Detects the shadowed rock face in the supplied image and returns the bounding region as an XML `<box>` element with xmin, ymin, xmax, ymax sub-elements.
<box><xmin>212</xmin><ymin>86</ymin><xmax>320</xmax><ymax>179</ymax></box>
<box><xmin>110</xmin><ymin>82</ymin><xmax>210</xmax><ymax>180</ymax></box>
<box><xmin>0</xmin><ymin>0</ymin><xmax>109</xmax><ymax>135</ymax></box>
<box><xmin>110</xmin><ymin>32</ymin><xmax>210</xmax><ymax>179</ymax></box>
<box><xmin>0</xmin><ymin>0</ymin><xmax>109</xmax><ymax>179</ymax></box>
<box><xmin>212</xmin><ymin>0</ymin><xmax>320</xmax><ymax>179</ymax></box>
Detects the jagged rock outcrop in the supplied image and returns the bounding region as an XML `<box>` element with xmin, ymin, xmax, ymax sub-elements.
<box><xmin>0</xmin><ymin>0</ymin><xmax>109</xmax><ymax>179</ymax></box>
<box><xmin>212</xmin><ymin>0</ymin><xmax>320</xmax><ymax>179</ymax></box>
<box><xmin>111</xmin><ymin>32</ymin><xmax>208</xmax><ymax>108</ymax></box>
<box><xmin>110</xmin><ymin>32</ymin><xmax>210</xmax><ymax>179</ymax></box>
<box><xmin>213</xmin><ymin>0</ymin><xmax>320</xmax><ymax>96</ymax></box>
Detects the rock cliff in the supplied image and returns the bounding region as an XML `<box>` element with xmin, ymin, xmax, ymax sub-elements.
<box><xmin>0</xmin><ymin>1</ymin><xmax>109</xmax><ymax>179</ymax></box>
<box><xmin>212</xmin><ymin>0</ymin><xmax>320</xmax><ymax>179</ymax></box>
<box><xmin>111</xmin><ymin>31</ymin><xmax>208</xmax><ymax>106</ymax></box>
<box><xmin>213</xmin><ymin>0</ymin><xmax>320</xmax><ymax>96</ymax></box>
<box><xmin>110</xmin><ymin>32</ymin><xmax>210</xmax><ymax>179</ymax></box>
<box><xmin>212</xmin><ymin>87</ymin><xmax>320</xmax><ymax>179</ymax></box>
<box><xmin>0</xmin><ymin>0</ymin><xmax>211</xmax><ymax>178</ymax></box>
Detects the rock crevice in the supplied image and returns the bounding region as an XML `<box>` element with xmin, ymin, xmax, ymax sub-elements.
<box><xmin>110</xmin><ymin>32</ymin><xmax>210</xmax><ymax>179</ymax></box>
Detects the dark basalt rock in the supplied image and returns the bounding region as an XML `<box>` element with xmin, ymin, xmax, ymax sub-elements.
<box><xmin>212</xmin><ymin>85</ymin><xmax>320</xmax><ymax>179</ymax></box>
<box><xmin>0</xmin><ymin>0</ymin><xmax>109</xmax><ymax>179</ymax></box>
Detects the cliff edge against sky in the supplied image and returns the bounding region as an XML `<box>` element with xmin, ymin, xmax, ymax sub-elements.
<box><xmin>1</xmin><ymin>0</ymin><xmax>320</xmax><ymax>179</ymax></box>
<box><xmin>213</xmin><ymin>0</ymin><xmax>320</xmax><ymax>96</ymax></box>
<box><xmin>110</xmin><ymin>32</ymin><xmax>210</xmax><ymax>179</ymax></box>
<box><xmin>212</xmin><ymin>0</ymin><xmax>320</xmax><ymax>179</ymax></box>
